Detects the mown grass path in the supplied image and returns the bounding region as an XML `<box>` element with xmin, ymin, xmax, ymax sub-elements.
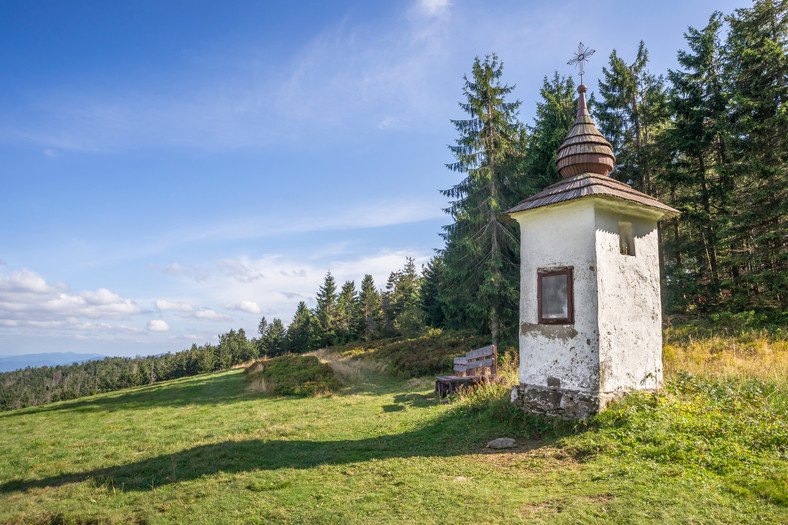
<box><xmin>0</xmin><ymin>359</ymin><xmax>785</xmax><ymax>524</ymax></box>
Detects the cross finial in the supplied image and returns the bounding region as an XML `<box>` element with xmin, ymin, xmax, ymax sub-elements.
<box><xmin>567</xmin><ymin>42</ymin><xmax>595</xmax><ymax>85</ymax></box>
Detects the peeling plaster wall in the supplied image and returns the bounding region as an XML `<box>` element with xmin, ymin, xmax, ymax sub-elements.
<box><xmin>516</xmin><ymin>199</ymin><xmax>600</xmax><ymax>392</ymax></box>
<box><xmin>594</xmin><ymin>202</ymin><xmax>664</xmax><ymax>393</ymax></box>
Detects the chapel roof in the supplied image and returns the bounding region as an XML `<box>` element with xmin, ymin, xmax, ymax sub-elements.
<box><xmin>506</xmin><ymin>80</ymin><xmax>678</xmax><ymax>220</ymax></box>
<box><xmin>555</xmin><ymin>84</ymin><xmax>615</xmax><ymax>178</ymax></box>
<box><xmin>506</xmin><ymin>172</ymin><xmax>680</xmax><ymax>218</ymax></box>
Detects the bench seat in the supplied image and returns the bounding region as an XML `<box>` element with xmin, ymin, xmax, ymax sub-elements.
<box><xmin>435</xmin><ymin>344</ymin><xmax>497</xmax><ymax>398</ymax></box>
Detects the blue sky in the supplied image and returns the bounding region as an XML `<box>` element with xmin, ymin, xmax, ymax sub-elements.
<box><xmin>1</xmin><ymin>0</ymin><xmax>748</xmax><ymax>359</ymax></box>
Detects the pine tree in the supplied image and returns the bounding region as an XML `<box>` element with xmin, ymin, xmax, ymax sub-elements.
<box><xmin>441</xmin><ymin>53</ymin><xmax>523</xmax><ymax>347</ymax></box>
<box><xmin>420</xmin><ymin>255</ymin><xmax>447</xmax><ymax>328</ymax></box>
<box><xmin>264</xmin><ymin>318</ymin><xmax>287</xmax><ymax>357</ymax></box>
<box><xmin>595</xmin><ymin>42</ymin><xmax>669</xmax><ymax>195</ymax></box>
<box><xmin>724</xmin><ymin>0</ymin><xmax>788</xmax><ymax>310</ymax></box>
<box><xmin>516</xmin><ymin>73</ymin><xmax>577</xmax><ymax>197</ymax></box>
<box><xmin>356</xmin><ymin>274</ymin><xmax>381</xmax><ymax>341</ymax></box>
<box><xmin>380</xmin><ymin>270</ymin><xmax>399</xmax><ymax>336</ymax></box>
<box><xmin>336</xmin><ymin>280</ymin><xmax>357</xmax><ymax>344</ymax></box>
<box><xmin>256</xmin><ymin>315</ymin><xmax>269</xmax><ymax>356</ymax></box>
<box><xmin>312</xmin><ymin>271</ymin><xmax>338</xmax><ymax>347</ymax></box>
<box><xmin>392</xmin><ymin>257</ymin><xmax>425</xmax><ymax>336</ymax></box>
<box><xmin>665</xmin><ymin>13</ymin><xmax>731</xmax><ymax>310</ymax></box>
<box><xmin>286</xmin><ymin>301</ymin><xmax>313</xmax><ymax>353</ymax></box>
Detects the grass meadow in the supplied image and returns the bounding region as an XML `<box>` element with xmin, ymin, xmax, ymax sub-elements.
<box><xmin>0</xmin><ymin>328</ymin><xmax>786</xmax><ymax>524</ymax></box>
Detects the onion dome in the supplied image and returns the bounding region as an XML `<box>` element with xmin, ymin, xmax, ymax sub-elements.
<box><xmin>555</xmin><ymin>84</ymin><xmax>615</xmax><ymax>178</ymax></box>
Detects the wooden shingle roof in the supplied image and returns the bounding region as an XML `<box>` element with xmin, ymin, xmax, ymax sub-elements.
<box><xmin>506</xmin><ymin>173</ymin><xmax>680</xmax><ymax>219</ymax></box>
<box><xmin>506</xmin><ymin>81</ymin><xmax>678</xmax><ymax>221</ymax></box>
<box><xmin>555</xmin><ymin>84</ymin><xmax>615</xmax><ymax>178</ymax></box>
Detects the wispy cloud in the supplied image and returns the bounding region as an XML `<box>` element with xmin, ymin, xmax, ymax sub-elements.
<box><xmin>0</xmin><ymin>1</ymin><xmax>460</xmax><ymax>153</ymax></box>
<box><xmin>155</xmin><ymin>299</ymin><xmax>195</xmax><ymax>312</ymax></box>
<box><xmin>415</xmin><ymin>0</ymin><xmax>451</xmax><ymax>17</ymax></box>
<box><xmin>192</xmin><ymin>309</ymin><xmax>231</xmax><ymax>322</ymax></box>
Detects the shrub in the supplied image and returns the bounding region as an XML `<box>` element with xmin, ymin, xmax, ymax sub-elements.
<box><xmin>334</xmin><ymin>329</ymin><xmax>491</xmax><ymax>378</ymax></box>
<box><xmin>244</xmin><ymin>355</ymin><xmax>342</xmax><ymax>396</ymax></box>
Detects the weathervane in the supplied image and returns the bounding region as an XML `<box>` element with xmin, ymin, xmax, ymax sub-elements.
<box><xmin>567</xmin><ymin>42</ymin><xmax>595</xmax><ymax>85</ymax></box>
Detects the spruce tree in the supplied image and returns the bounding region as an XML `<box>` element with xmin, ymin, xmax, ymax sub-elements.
<box><xmin>312</xmin><ymin>271</ymin><xmax>338</xmax><ymax>347</ymax></box>
<box><xmin>286</xmin><ymin>301</ymin><xmax>313</xmax><ymax>353</ymax></box>
<box><xmin>264</xmin><ymin>318</ymin><xmax>287</xmax><ymax>357</ymax></box>
<box><xmin>666</xmin><ymin>13</ymin><xmax>731</xmax><ymax>310</ymax></box>
<box><xmin>595</xmin><ymin>42</ymin><xmax>669</xmax><ymax>195</ymax></box>
<box><xmin>420</xmin><ymin>255</ymin><xmax>447</xmax><ymax>328</ymax></box>
<box><xmin>516</xmin><ymin>73</ymin><xmax>577</xmax><ymax>197</ymax></box>
<box><xmin>441</xmin><ymin>53</ymin><xmax>523</xmax><ymax>347</ymax></box>
<box><xmin>356</xmin><ymin>274</ymin><xmax>381</xmax><ymax>341</ymax></box>
<box><xmin>336</xmin><ymin>280</ymin><xmax>357</xmax><ymax>344</ymax></box>
<box><xmin>724</xmin><ymin>0</ymin><xmax>788</xmax><ymax>310</ymax></box>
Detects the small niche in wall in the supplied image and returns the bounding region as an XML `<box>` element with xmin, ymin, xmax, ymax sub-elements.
<box><xmin>618</xmin><ymin>221</ymin><xmax>636</xmax><ymax>256</ymax></box>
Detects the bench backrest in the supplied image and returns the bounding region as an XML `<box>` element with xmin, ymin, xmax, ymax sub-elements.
<box><xmin>453</xmin><ymin>344</ymin><xmax>497</xmax><ymax>377</ymax></box>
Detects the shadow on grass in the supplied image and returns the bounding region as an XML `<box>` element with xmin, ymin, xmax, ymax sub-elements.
<box><xmin>0</xmin><ymin>371</ymin><xmax>252</xmax><ymax>419</ymax></box>
<box><xmin>0</xmin><ymin>411</ymin><xmax>546</xmax><ymax>494</ymax></box>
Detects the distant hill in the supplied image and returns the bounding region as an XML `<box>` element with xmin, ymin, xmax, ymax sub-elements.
<box><xmin>0</xmin><ymin>352</ymin><xmax>105</xmax><ymax>373</ymax></box>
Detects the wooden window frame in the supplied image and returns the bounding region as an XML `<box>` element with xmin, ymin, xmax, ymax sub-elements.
<box><xmin>537</xmin><ymin>267</ymin><xmax>574</xmax><ymax>325</ymax></box>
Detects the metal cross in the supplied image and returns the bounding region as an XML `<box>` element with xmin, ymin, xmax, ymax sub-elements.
<box><xmin>567</xmin><ymin>42</ymin><xmax>596</xmax><ymax>84</ymax></box>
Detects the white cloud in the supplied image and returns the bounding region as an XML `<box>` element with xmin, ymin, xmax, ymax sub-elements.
<box><xmin>227</xmin><ymin>301</ymin><xmax>261</xmax><ymax>314</ymax></box>
<box><xmin>147</xmin><ymin>319</ymin><xmax>170</xmax><ymax>332</ymax></box>
<box><xmin>186</xmin><ymin>250</ymin><xmax>431</xmax><ymax>325</ymax></box>
<box><xmin>193</xmin><ymin>309</ymin><xmax>231</xmax><ymax>322</ymax></box>
<box><xmin>0</xmin><ymin>317</ymin><xmax>144</xmax><ymax>335</ymax></box>
<box><xmin>44</xmin><ymin>149</ymin><xmax>58</xmax><ymax>158</ymax></box>
<box><xmin>0</xmin><ymin>268</ymin><xmax>144</xmax><ymax>323</ymax></box>
<box><xmin>155</xmin><ymin>299</ymin><xmax>195</xmax><ymax>312</ymax></box>
<box><xmin>82</xmin><ymin>288</ymin><xmax>124</xmax><ymax>305</ymax></box>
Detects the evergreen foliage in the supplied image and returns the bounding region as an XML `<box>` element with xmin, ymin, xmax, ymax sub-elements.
<box><xmin>517</xmin><ymin>72</ymin><xmax>577</xmax><ymax>196</ymax></box>
<box><xmin>356</xmin><ymin>274</ymin><xmax>381</xmax><ymax>341</ymax></box>
<box><xmin>440</xmin><ymin>53</ymin><xmax>523</xmax><ymax>347</ymax></box>
<box><xmin>286</xmin><ymin>301</ymin><xmax>312</xmax><ymax>354</ymax></box>
<box><xmin>595</xmin><ymin>42</ymin><xmax>669</xmax><ymax>195</ymax></box>
<box><xmin>312</xmin><ymin>271</ymin><xmax>338</xmax><ymax>347</ymax></box>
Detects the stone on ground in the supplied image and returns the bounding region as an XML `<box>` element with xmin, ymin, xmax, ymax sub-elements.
<box><xmin>487</xmin><ymin>437</ymin><xmax>517</xmax><ymax>449</ymax></box>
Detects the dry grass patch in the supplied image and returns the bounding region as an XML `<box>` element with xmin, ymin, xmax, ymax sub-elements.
<box><xmin>664</xmin><ymin>327</ymin><xmax>788</xmax><ymax>383</ymax></box>
<box><xmin>309</xmin><ymin>348</ymin><xmax>387</xmax><ymax>384</ymax></box>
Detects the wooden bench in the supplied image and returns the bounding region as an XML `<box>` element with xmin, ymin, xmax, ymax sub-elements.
<box><xmin>435</xmin><ymin>344</ymin><xmax>497</xmax><ymax>398</ymax></box>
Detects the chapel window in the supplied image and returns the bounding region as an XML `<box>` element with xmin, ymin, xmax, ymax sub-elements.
<box><xmin>538</xmin><ymin>267</ymin><xmax>574</xmax><ymax>324</ymax></box>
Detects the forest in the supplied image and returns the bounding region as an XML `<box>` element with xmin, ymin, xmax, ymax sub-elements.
<box><xmin>1</xmin><ymin>1</ymin><xmax>785</xmax><ymax>411</ymax></box>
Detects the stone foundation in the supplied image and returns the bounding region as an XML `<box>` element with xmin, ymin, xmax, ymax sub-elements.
<box><xmin>510</xmin><ymin>383</ymin><xmax>629</xmax><ymax>419</ymax></box>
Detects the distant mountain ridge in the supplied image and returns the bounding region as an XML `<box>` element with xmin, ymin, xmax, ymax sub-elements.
<box><xmin>0</xmin><ymin>352</ymin><xmax>105</xmax><ymax>373</ymax></box>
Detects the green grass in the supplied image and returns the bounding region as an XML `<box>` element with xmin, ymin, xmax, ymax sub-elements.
<box><xmin>0</xmin><ymin>331</ymin><xmax>786</xmax><ymax>524</ymax></box>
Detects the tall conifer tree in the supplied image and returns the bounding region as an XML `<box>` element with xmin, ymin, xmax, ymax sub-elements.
<box><xmin>725</xmin><ymin>0</ymin><xmax>788</xmax><ymax>309</ymax></box>
<box><xmin>286</xmin><ymin>301</ymin><xmax>313</xmax><ymax>354</ymax></box>
<box><xmin>595</xmin><ymin>42</ymin><xmax>668</xmax><ymax>195</ymax></box>
<box><xmin>356</xmin><ymin>274</ymin><xmax>381</xmax><ymax>341</ymax></box>
<box><xmin>312</xmin><ymin>271</ymin><xmax>338</xmax><ymax>347</ymax></box>
<box><xmin>666</xmin><ymin>13</ymin><xmax>731</xmax><ymax>309</ymax></box>
<box><xmin>517</xmin><ymin>73</ymin><xmax>577</xmax><ymax>196</ymax></box>
<box><xmin>441</xmin><ymin>53</ymin><xmax>522</xmax><ymax>347</ymax></box>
